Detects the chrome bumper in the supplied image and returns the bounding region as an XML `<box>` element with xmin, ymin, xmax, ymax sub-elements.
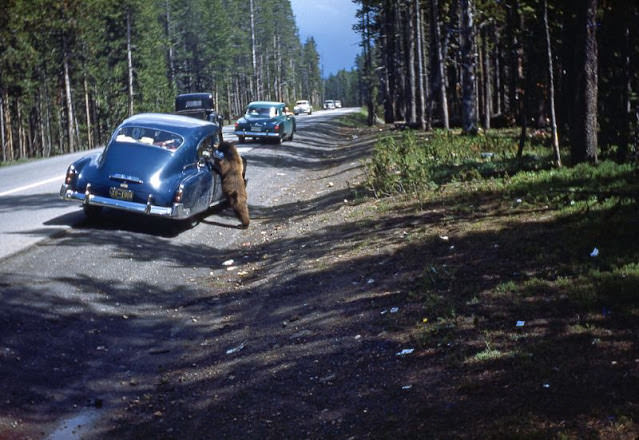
<box><xmin>235</xmin><ymin>130</ymin><xmax>279</xmax><ymax>138</ymax></box>
<box><xmin>59</xmin><ymin>184</ymin><xmax>191</xmax><ymax>219</ymax></box>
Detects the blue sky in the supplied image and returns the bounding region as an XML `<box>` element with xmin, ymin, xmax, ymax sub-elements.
<box><xmin>290</xmin><ymin>0</ymin><xmax>361</xmax><ymax>77</ymax></box>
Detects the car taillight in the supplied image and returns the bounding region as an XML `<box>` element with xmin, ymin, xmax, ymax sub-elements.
<box><xmin>174</xmin><ymin>185</ymin><xmax>184</xmax><ymax>203</ymax></box>
<box><xmin>65</xmin><ymin>165</ymin><xmax>77</xmax><ymax>184</ymax></box>
<box><xmin>234</xmin><ymin>122</ymin><xmax>239</xmax><ymax>128</ymax></box>
<box><xmin>274</xmin><ymin>124</ymin><xmax>280</xmax><ymax>132</ymax></box>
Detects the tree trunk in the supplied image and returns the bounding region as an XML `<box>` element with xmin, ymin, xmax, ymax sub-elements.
<box><xmin>572</xmin><ymin>0</ymin><xmax>598</xmax><ymax>164</ymax></box>
<box><xmin>460</xmin><ymin>0</ymin><xmax>477</xmax><ymax>134</ymax></box>
<box><xmin>127</xmin><ymin>8</ymin><xmax>134</xmax><ymax>117</ymax></box>
<box><xmin>6</xmin><ymin>93</ymin><xmax>14</xmax><ymax>161</ymax></box>
<box><xmin>481</xmin><ymin>25</ymin><xmax>491</xmax><ymax>130</ymax></box>
<box><xmin>38</xmin><ymin>87</ymin><xmax>46</xmax><ymax>158</ymax></box>
<box><xmin>507</xmin><ymin>1</ymin><xmax>523</xmax><ymax>122</ymax></box>
<box><xmin>618</xmin><ymin>9</ymin><xmax>633</xmax><ymax>161</ymax></box>
<box><xmin>381</xmin><ymin>0</ymin><xmax>395</xmax><ymax>123</ymax></box>
<box><xmin>63</xmin><ymin>42</ymin><xmax>75</xmax><ymax>153</ymax></box>
<box><xmin>84</xmin><ymin>73</ymin><xmax>92</xmax><ymax>150</ymax></box>
<box><xmin>362</xmin><ymin>5</ymin><xmax>376</xmax><ymax>126</ymax></box>
<box><xmin>0</xmin><ymin>91</ymin><xmax>5</xmax><ymax>162</ymax></box>
<box><xmin>165</xmin><ymin>0</ymin><xmax>175</xmax><ymax>90</ymax></box>
<box><xmin>394</xmin><ymin>0</ymin><xmax>406</xmax><ymax>122</ymax></box>
<box><xmin>17</xmin><ymin>98</ymin><xmax>25</xmax><ymax>159</ymax></box>
<box><xmin>250</xmin><ymin>0</ymin><xmax>259</xmax><ymax>98</ymax></box>
<box><xmin>415</xmin><ymin>0</ymin><xmax>426</xmax><ymax>130</ymax></box>
<box><xmin>430</xmin><ymin>0</ymin><xmax>449</xmax><ymax>130</ymax></box>
<box><xmin>405</xmin><ymin>3</ymin><xmax>416</xmax><ymax>126</ymax></box>
<box><xmin>583</xmin><ymin>0</ymin><xmax>598</xmax><ymax>163</ymax></box>
<box><xmin>543</xmin><ymin>0</ymin><xmax>561</xmax><ymax>166</ymax></box>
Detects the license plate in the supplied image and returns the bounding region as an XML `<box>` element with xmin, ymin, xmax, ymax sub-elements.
<box><xmin>250</xmin><ymin>125</ymin><xmax>262</xmax><ymax>132</ymax></box>
<box><xmin>109</xmin><ymin>187</ymin><xmax>133</xmax><ymax>201</ymax></box>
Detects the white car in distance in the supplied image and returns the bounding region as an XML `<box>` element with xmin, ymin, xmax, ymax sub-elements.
<box><xmin>293</xmin><ymin>100</ymin><xmax>313</xmax><ymax>115</ymax></box>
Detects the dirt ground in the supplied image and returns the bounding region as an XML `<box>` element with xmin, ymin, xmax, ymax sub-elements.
<box><xmin>5</xmin><ymin>118</ymin><xmax>636</xmax><ymax>439</ymax></box>
<box><xmin>107</xmin><ymin>120</ymin><xmax>637</xmax><ymax>439</ymax></box>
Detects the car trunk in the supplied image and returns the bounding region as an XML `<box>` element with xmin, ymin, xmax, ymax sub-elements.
<box><xmin>94</xmin><ymin>142</ymin><xmax>180</xmax><ymax>206</ymax></box>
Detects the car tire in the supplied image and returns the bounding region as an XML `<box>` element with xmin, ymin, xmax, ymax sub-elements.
<box><xmin>83</xmin><ymin>205</ymin><xmax>102</xmax><ymax>219</ymax></box>
<box><xmin>238</xmin><ymin>135</ymin><xmax>245</xmax><ymax>143</ymax></box>
<box><xmin>288</xmin><ymin>131</ymin><xmax>294</xmax><ymax>141</ymax></box>
<box><xmin>276</xmin><ymin>134</ymin><xmax>283</xmax><ymax>144</ymax></box>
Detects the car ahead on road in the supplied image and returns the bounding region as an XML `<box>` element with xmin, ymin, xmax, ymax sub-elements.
<box><xmin>175</xmin><ymin>92</ymin><xmax>224</xmax><ymax>142</ymax></box>
<box><xmin>60</xmin><ymin>113</ymin><xmax>231</xmax><ymax>221</ymax></box>
<box><xmin>334</xmin><ymin>100</ymin><xmax>342</xmax><ymax>108</ymax></box>
<box><xmin>323</xmin><ymin>100</ymin><xmax>335</xmax><ymax>110</ymax></box>
<box><xmin>293</xmin><ymin>99</ymin><xmax>312</xmax><ymax>115</ymax></box>
<box><xmin>234</xmin><ymin>101</ymin><xmax>295</xmax><ymax>144</ymax></box>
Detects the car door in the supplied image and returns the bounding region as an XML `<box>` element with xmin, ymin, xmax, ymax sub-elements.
<box><xmin>282</xmin><ymin>106</ymin><xmax>294</xmax><ymax>136</ymax></box>
<box><xmin>181</xmin><ymin>135</ymin><xmax>219</xmax><ymax>214</ymax></box>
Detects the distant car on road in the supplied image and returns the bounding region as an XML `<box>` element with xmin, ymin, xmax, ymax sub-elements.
<box><xmin>234</xmin><ymin>101</ymin><xmax>296</xmax><ymax>144</ymax></box>
<box><xmin>323</xmin><ymin>100</ymin><xmax>335</xmax><ymax>110</ymax></box>
<box><xmin>175</xmin><ymin>92</ymin><xmax>224</xmax><ymax>142</ymax></box>
<box><xmin>60</xmin><ymin>113</ymin><xmax>230</xmax><ymax>221</ymax></box>
<box><xmin>293</xmin><ymin>100</ymin><xmax>313</xmax><ymax>115</ymax></box>
<box><xmin>334</xmin><ymin>100</ymin><xmax>342</xmax><ymax>108</ymax></box>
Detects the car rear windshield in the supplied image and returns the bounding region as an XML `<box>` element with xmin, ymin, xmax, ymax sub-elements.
<box><xmin>114</xmin><ymin>126</ymin><xmax>184</xmax><ymax>151</ymax></box>
<box><xmin>247</xmin><ymin>106</ymin><xmax>277</xmax><ymax>118</ymax></box>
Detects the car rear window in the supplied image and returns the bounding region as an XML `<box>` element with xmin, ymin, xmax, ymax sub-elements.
<box><xmin>247</xmin><ymin>106</ymin><xmax>277</xmax><ymax>118</ymax></box>
<box><xmin>114</xmin><ymin>126</ymin><xmax>184</xmax><ymax>151</ymax></box>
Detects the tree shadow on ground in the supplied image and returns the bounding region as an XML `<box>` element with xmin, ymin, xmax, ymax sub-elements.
<box><xmin>2</xmin><ymin>123</ymin><xmax>637</xmax><ymax>439</ymax></box>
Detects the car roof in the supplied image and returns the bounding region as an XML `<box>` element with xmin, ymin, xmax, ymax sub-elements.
<box><xmin>248</xmin><ymin>101</ymin><xmax>284</xmax><ymax>107</ymax></box>
<box><xmin>177</xmin><ymin>92</ymin><xmax>213</xmax><ymax>100</ymax></box>
<box><xmin>121</xmin><ymin>113</ymin><xmax>216</xmax><ymax>134</ymax></box>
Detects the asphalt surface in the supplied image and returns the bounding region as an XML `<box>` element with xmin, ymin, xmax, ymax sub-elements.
<box><xmin>0</xmin><ymin>107</ymin><xmax>358</xmax><ymax>439</ymax></box>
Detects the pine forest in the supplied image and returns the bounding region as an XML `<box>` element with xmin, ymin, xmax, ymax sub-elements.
<box><xmin>350</xmin><ymin>0</ymin><xmax>639</xmax><ymax>166</ymax></box>
<box><xmin>0</xmin><ymin>0</ymin><xmax>322</xmax><ymax>162</ymax></box>
<box><xmin>2</xmin><ymin>0</ymin><xmax>639</xmax><ymax>167</ymax></box>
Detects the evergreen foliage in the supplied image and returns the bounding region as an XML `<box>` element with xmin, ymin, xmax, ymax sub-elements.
<box><xmin>352</xmin><ymin>0</ymin><xmax>639</xmax><ymax>166</ymax></box>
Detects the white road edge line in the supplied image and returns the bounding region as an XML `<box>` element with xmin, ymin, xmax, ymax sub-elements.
<box><xmin>0</xmin><ymin>175</ymin><xmax>65</xmax><ymax>197</ymax></box>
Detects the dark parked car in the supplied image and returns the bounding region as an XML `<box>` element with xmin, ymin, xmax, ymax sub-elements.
<box><xmin>234</xmin><ymin>101</ymin><xmax>295</xmax><ymax>144</ymax></box>
<box><xmin>60</xmin><ymin>113</ymin><xmax>232</xmax><ymax>221</ymax></box>
<box><xmin>175</xmin><ymin>92</ymin><xmax>224</xmax><ymax>142</ymax></box>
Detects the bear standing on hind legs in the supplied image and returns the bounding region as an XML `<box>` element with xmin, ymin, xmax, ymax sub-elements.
<box><xmin>214</xmin><ymin>141</ymin><xmax>250</xmax><ymax>228</ymax></box>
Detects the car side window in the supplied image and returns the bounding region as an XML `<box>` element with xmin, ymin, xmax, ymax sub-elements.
<box><xmin>197</xmin><ymin>136</ymin><xmax>214</xmax><ymax>160</ymax></box>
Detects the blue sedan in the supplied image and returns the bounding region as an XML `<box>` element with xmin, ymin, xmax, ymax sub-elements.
<box><xmin>60</xmin><ymin>113</ymin><xmax>228</xmax><ymax>220</ymax></box>
<box><xmin>234</xmin><ymin>101</ymin><xmax>295</xmax><ymax>144</ymax></box>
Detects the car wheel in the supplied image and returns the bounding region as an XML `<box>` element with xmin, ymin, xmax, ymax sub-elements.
<box><xmin>288</xmin><ymin>130</ymin><xmax>294</xmax><ymax>141</ymax></box>
<box><xmin>83</xmin><ymin>205</ymin><xmax>102</xmax><ymax>219</ymax></box>
<box><xmin>238</xmin><ymin>135</ymin><xmax>245</xmax><ymax>143</ymax></box>
<box><xmin>276</xmin><ymin>134</ymin><xmax>283</xmax><ymax>144</ymax></box>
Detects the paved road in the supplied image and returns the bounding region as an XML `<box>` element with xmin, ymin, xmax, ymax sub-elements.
<box><xmin>0</xmin><ymin>108</ymin><xmax>355</xmax><ymax>261</ymax></box>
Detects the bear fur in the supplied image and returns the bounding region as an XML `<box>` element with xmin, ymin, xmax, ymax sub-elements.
<box><xmin>214</xmin><ymin>141</ymin><xmax>250</xmax><ymax>228</ymax></box>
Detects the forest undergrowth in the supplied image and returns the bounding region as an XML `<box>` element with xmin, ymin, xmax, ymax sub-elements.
<box><xmin>356</xmin><ymin>118</ymin><xmax>639</xmax><ymax>438</ymax></box>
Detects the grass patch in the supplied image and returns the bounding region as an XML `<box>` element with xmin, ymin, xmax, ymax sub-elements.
<box><xmin>355</xmin><ymin>126</ymin><xmax>639</xmax><ymax>437</ymax></box>
<box><xmin>336</xmin><ymin>108</ymin><xmax>370</xmax><ymax>128</ymax></box>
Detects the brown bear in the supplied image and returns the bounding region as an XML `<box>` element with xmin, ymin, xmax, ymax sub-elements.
<box><xmin>214</xmin><ymin>141</ymin><xmax>250</xmax><ymax>228</ymax></box>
